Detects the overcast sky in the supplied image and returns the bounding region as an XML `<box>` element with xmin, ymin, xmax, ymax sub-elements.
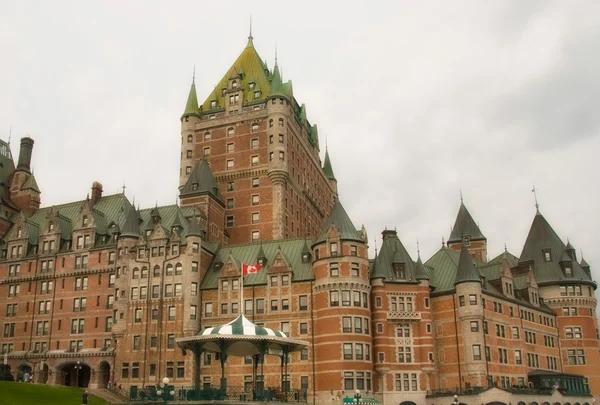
<box><xmin>1</xmin><ymin>1</ymin><xmax>599</xmax><ymax>278</ymax></box>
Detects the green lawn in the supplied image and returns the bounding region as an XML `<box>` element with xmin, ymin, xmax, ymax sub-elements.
<box><xmin>0</xmin><ymin>381</ymin><xmax>109</xmax><ymax>405</ymax></box>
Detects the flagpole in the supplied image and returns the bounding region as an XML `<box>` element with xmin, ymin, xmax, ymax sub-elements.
<box><xmin>240</xmin><ymin>269</ymin><xmax>244</xmax><ymax>317</ymax></box>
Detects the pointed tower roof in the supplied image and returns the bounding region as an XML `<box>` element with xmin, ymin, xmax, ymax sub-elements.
<box><xmin>371</xmin><ymin>229</ymin><xmax>417</xmax><ymax>281</ymax></box>
<box><xmin>171</xmin><ymin>212</ymin><xmax>183</xmax><ymax>231</ymax></box>
<box><xmin>257</xmin><ymin>243</ymin><xmax>267</xmax><ymax>262</ymax></box>
<box><xmin>415</xmin><ymin>255</ymin><xmax>430</xmax><ymax>281</ymax></box>
<box><xmin>315</xmin><ymin>200</ymin><xmax>362</xmax><ymax>245</ymax></box>
<box><xmin>519</xmin><ymin>211</ymin><xmax>592</xmax><ymax>285</ymax></box>
<box><xmin>186</xmin><ymin>215</ymin><xmax>203</xmax><ymax>238</ymax></box>
<box><xmin>201</xmin><ymin>35</ymin><xmax>271</xmax><ymax>110</ymax></box>
<box><xmin>454</xmin><ymin>243</ymin><xmax>481</xmax><ymax>285</ymax></box>
<box><xmin>580</xmin><ymin>257</ymin><xmax>590</xmax><ymax>268</ymax></box>
<box><xmin>120</xmin><ymin>205</ymin><xmax>141</xmax><ymax>238</ymax></box>
<box><xmin>322</xmin><ymin>149</ymin><xmax>336</xmax><ymax>181</ymax></box>
<box><xmin>182</xmin><ymin>77</ymin><xmax>199</xmax><ymax>119</ymax></box>
<box><xmin>180</xmin><ymin>159</ymin><xmax>223</xmax><ymax>204</ymax></box>
<box><xmin>448</xmin><ymin>201</ymin><xmax>485</xmax><ymax>243</ymax></box>
<box><xmin>269</xmin><ymin>62</ymin><xmax>286</xmax><ymax>98</ymax></box>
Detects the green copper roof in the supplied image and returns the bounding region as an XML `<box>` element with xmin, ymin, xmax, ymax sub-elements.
<box><xmin>180</xmin><ymin>159</ymin><xmax>223</xmax><ymax>203</ymax></box>
<box><xmin>182</xmin><ymin>80</ymin><xmax>199</xmax><ymax>119</ymax></box>
<box><xmin>322</xmin><ymin>149</ymin><xmax>336</xmax><ymax>180</ymax></box>
<box><xmin>201</xmin><ymin>38</ymin><xmax>271</xmax><ymax>112</ymax></box>
<box><xmin>414</xmin><ymin>255</ymin><xmax>430</xmax><ymax>281</ymax></box>
<box><xmin>269</xmin><ymin>63</ymin><xmax>285</xmax><ymax>98</ymax></box>
<box><xmin>519</xmin><ymin>211</ymin><xmax>592</xmax><ymax>285</ymax></box>
<box><xmin>480</xmin><ymin>250</ymin><xmax>519</xmax><ymax>281</ymax></box>
<box><xmin>580</xmin><ymin>257</ymin><xmax>590</xmax><ymax>269</ymax></box>
<box><xmin>20</xmin><ymin>174</ymin><xmax>40</xmax><ymax>193</ymax></box>
<box><xmin>200</xmin><ymin>238</ymin><xmax>313</xmax><ymax>290</ymax></box>
<box><xmin>371</xmin><ymin>230</ymin><xmax>423</xmax><ymax>282</ymax></box>
<box><xmin>120</xmin><ymin>204</ymin><xmax>141</xmax><ymax>238</ymax></box>
<box><xmin>137</xmin><ymin>204</ymin><xmax>190</xmax><ymax>237</ymax></box>
<box><xmin>315</xmin><ymin>200</ymin><xmax>362</xmax><ymax>245</ymax></box>
<box><xmin>425</xmin><ymin>246</ymin><xmax>461</xmax><ymax>291</ymax></box>
<box><xmin>454</xmin><ymin>243</ymin><xmax>482</xmax><ymax>285</ymax></box>
<box><xmin>448</xmin><ymin>202</ymin><xmax>486</xmax><ymax>243</ymax></box>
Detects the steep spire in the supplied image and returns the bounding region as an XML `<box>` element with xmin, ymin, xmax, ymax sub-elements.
<box><xmin>180</xmin><ymin>159</ymin><xmax>223</xmax><ymax>203</ymax></box>
<box><xmin>322</xmin><ymin>148</ymin><xmax>336</xmax><ymax>181</ymax></box>
<box><xmin>448</xmin><ymin>201</ymin><xmax>485</xmax><ymax>243</ymax></box>
<box><xmin>247</xmin><ymin>15</ymin><xmax>253</xmax><ymax>47</ymax></box>
<box><xmin>121</xmin><ymin>204</ymin><xmax>141</xmax><ymax>238</ymax></box>
<box><xmin>182</xmin><ymin>73</ymin><xmax>199</xmax><ymax>119</ymax></box>
<box><xmin>314</xmin><ymin>199</ymin><xmax>362</xmax><ymax>245</ymax></box>
<box><xmin>269</xmin><ymin>59</ymin><xmax>286</xmax><ymax>98</ymax></box>
<box><xmin>454</xmin><ymin>243</ymin><xmax>481</xmax><ymax>286</ymax></box>
<box><xmin>415</xmin><ymin>254</ymin><xmax>430</xmax><ymax>281</ymax></box>
<box><xmin>186</xmin><ymin>211</ymin><xmax>203</xmax><ymax>238</ymax></box>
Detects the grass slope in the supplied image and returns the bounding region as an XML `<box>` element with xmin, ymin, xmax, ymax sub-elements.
<box><xmin>0</xmin><ymin>381</ymin><xmax>108</xmax><ymax>405</ymax></box>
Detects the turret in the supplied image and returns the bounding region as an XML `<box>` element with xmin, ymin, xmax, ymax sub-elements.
<box><xmin>180</xmin><ymin>74</ymin><xmax>201</xmax><ymax>189</ymax></box>
<box><xmin>9</xmin><ymin>137</ymin><xmax>41</xmax><ymax>215</ymax></box>
<box><xmin>448</xmin><ymin>200</ymin><xmax>487</xmax><ymax>262</ymax></box>
<box><xmin>322</xmin><ymin>148</ymin><xmax>337</xmax><ymax>195</ymax></box>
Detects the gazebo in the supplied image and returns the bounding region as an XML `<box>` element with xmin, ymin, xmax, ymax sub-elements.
<box><xmin>177</xmin><ymin>314</ymin><xmax>309</xmax><ymax>402</ymax></box>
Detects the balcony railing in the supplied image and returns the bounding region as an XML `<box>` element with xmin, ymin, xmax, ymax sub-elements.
<box><xmin>129</xmin><ymin>385</ymin><xmax>308</xmax><ymax>403</ymax></box>
<box><xmin>387</xmin><ymin>311</ymin><xmax>421</xmax><ymax>320</ymax></box>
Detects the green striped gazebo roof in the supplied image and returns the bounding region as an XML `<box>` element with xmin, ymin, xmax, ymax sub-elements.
<box><xmin>177</xmin><ymin>315</ymin><xmax>308</xmax><ymax>357</ymax></box>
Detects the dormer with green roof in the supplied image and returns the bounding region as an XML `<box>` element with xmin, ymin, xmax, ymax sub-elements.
<box><xmin>448</xmin><ymin>200</ymin><xmax>487</xmax><ymax>263</ymax></box>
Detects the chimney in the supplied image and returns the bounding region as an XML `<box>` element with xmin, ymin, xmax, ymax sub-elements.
<box><xmin>17</xmin><ymin>137</ymin><xmax>34</xmax><ymax>173</ymax></box>
<box><xmin>91</xmin><ymin>182</ymin><xmax>103</xmax><ymax>205</ymax></box>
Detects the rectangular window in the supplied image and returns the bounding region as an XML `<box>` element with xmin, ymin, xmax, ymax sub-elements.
<box><xmin>330</xmin><ymin>291</ymin><xmax>339</xmax><ymax>307</ymax></box>
<box><xmin>469</xmin><ymin>294</ymin><xmax>477</xmax><ymax>305</ymax></box>
<box><xmin>251</xmin><ymin>155</ymin><xmax>259</xmax><ymax>166</ymax></box>
<box><xmin>299</xmin><ymin>295</ymin><xmax>308</xmax><ymax>311</ymax></box>
<box><xmin>227</xmin><ymin>159</ymin><xmax>234</xmax><ymax>170</ymax></box>
<box><xmin>252</xmin><ymin>194</ymin><xmax>260</xmax><ymax>205</ymax></box>
<box><xmin>343</xmin><ymin>343</ymin><xmax>353</xmax><ymax>360</ymax></box>
<box><xmin>472</xmin><ymin>344</ymin><xmax>481</xmax><ymax>360</ymax></box>
<box><xmin>470</xmin><ymin>321</ymin><xmax>479</xmax><ymax>332</ymax></box>
<box><xmin>329</xmin><ymin>263</ymin><xmax>339</xmax><ymax>277</ymax></box>
<box><xmin>459</xmin><ymin>295</ymin><xmax>465</xmax><ymax>307</ymax></box>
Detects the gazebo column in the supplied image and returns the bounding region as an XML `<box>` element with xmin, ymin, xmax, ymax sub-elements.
<box><xmin>284</xmin><ymin>348</ymin><xmax>290</xmax><ymax>402</ymax></box>
<box><xmin>218</xmin><ymin>340</ymin><xmax>229</xmax><ymax>392</ymax></box>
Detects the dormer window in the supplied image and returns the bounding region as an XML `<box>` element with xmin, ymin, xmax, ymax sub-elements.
<box><xmin>301</xmin><ymin>252</ymin><xmax>311</xmax><ymax>263</ymax></box>
<box><xmin>543</xmin><ymin>249</ymin><xmax>552</xmax><ymax>262</ymax></box>
<box><xmin>16</xmin><ymin>228</ymin><xmax>22</xmax><ymax>238</ymax></box>
<box><xmin>210</xmin><ymin>100</ymin><xmax>217</xmax><ymax>108</ymax></box>
<box><xmin>249</xmin><ymin>82</ymin><xmax>255</xmax><ymax>90</ymax></box>
<box><xmin>192</xmin><ymin>183</ymin><xmax>199</xmax><ymax>191</ymax></box>
<box><xmin>329</xmin><ymin>242</ymin><xmax>338</xmax><ymax>257</ymax></box>
<box><xmin>232</xmin><ymin>80</ymin><xmax>238</xmax><ymax>89</ymax></box>
<box><xmin>82</xmin><ymin>216</ymin><xmax>88</xmax><ymax>227</ymax></box>
<box><xmin>254</xmin><ymin>91</ymin><xmax>261</xmax><ymax>99</ymax></box>
<box><xmin>146</xmin><ymin>230</ymin><xmax>152</xmax><ymax>237</ymax></box>
<box><xmin>462</xmin><ymin>235</ymin><xmax>471</xmax><ymax>246</ymax></box>
<box><xmin>48</xmin><ymin>222</ymin><xmax>54</xmax><ymax>232</ymax></box>
<box><xmin>393</xmin><ymin>263</ymin><xmax>406</xmax><ymax>279</ymax></box>
<box><xmin>564</xmin><ymin>267</ymin><xmax>573</xmax><ymax>277</ymax></box>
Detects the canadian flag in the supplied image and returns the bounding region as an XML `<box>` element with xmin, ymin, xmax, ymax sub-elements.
<box><xmin>242</xmin><ymin>263</ymin><xmax>261</xmax><ymax>276</ymax></box>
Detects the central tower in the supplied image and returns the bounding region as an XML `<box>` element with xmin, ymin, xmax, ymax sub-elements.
<box><xmin>178</xmin><ymin>33</ymin><xmax>337</xmax><ymax>245</ymax></box>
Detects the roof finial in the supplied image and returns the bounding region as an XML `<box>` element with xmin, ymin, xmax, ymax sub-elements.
<box><xmin>275</xmin><ymin>43</ymin><xmax>278</xmax><ymax>66</ymax></box>
<box><xmin>532</xmin><ymin>185</ymin><xmax>540</xmax><ymax>213</ymax></box>
<box><xmin>504</xmin><ymin>242</ymin><xmax>507</xmax><ymax>252</ymax></box>
<box><xmin>8</xmin><ymin>125</ymin><xmax>12</xmax><ymax>146</ymax></box>
<box><xmin>122</xmin><ymin>182</ymin><xmax>126</xmax><ymax>195</ymax></box>
<box><xmin>442</xmin><ymin>236</ymin><xmax>445</xmax><ymax>246</ymax></box>
<box><xmin>460</xmin><ymin>189</ymin><xmax>463</xmax><ymax>203</ymax></box>
<box><xmin>249</xmin><ymin>15</ymin><xmax>253</xmax><ymax>40</ymax></box>
<box><xmin>374</xmin><ymin>236</ymin><xmax>378</xmax><ymax>257</ymax></box>
<box><xmin>417</xmin><ymin>237</ymin><xmax>421</xmax><ymax>257</ymax></box>
<box><xmin>192</xmin><ymin>65</ymin><xmax>196</xmax><ymax>84</ymax></box>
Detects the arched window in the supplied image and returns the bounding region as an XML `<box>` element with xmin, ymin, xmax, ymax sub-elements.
<box><xmin>153</xmin><ymin>265</ymin><xmax>161</xmax><ymax>277</ymax></box>
<box><xmin>16</xmin><ymin>227</ymin><xmax>22</xmax><ymax>238</ymax></box>
<box><xmin>48</xmin><ymin>222</ymin><xmax>54</xmax><ymax>232</ymax></box>
<box><xmin>278</xmin><ymin>118</ymin><xmax>284</xmax><ymax>127</ymax></box>
<box><xmin>141</xmin><ymin>267</ymin><xmax>148</xmax><ymax>278</ymax></box>
<box><xmin>175</xmin><ymin>263</ymin><xmax>183</xmax><ymax>275</ymax></box>
<box><xmin>166</xmin><ymin>264</ymin><xmax>174</xmax><ymax>276</ymax></box>
<box><xmin>269</xmin><ymin>119</ymin><xmax>273</xmax><ymax>128</ymax></box>
<box><xmin>232</xmin><ymin>80</ymin><xmax>238</xmax><ymax>88</ymax></box>
<box><xmin>132</xmin><ymin>268</ymin><xmax>140</xmax><ymax>279</ymax></box>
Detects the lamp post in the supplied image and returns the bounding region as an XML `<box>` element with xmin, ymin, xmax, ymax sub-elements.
<box><xmin>156</xmin><ymin>377</ymin><xmax>174</xmax><ymax>404</ymax></box>
<box><xmin>453</xmin><ymin>394</ymin><xmax>458</xmax><ymax>405</ymax></box>
<box><xmin>354</xmin><ymin>389</ymin><xmax>361</xmax><ymax>404</ymax></box>
<box><xmin>75</xmin><ymin>361</ymin><xmax>83</xmax><ymax>387</ymax></box>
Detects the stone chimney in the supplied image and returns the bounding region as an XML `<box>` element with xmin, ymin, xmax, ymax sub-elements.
<box><xmin>91</xmin><ymin>182</ymin><xmax>103</xmax><ymax>205</ymax></box>
<box><xmin>17</xmin><ymin>137</ymin><xmax>34</xmax><ymax>173</ymax></box>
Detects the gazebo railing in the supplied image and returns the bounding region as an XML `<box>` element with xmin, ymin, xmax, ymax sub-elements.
<box><xmin>129</xmin><ymin>385</ymin><xmax>308</xmax><ymax>402</ymax></box>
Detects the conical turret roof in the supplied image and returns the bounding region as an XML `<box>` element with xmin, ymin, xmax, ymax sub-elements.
<box><xmin>121</xmin><ymin>204</ymin><xmax>141</xmax><ymax>238</ymax></box>
<box><xmin>182</xmin><ymin>79</ymin><xmax>199</xmax><ymax>119</ymax></box>
<box><xmin>322</xmin><ymin>149</ymin><xmax>336</xmax><ymax>181</ymax></box>
<box><xmin>314</xmin><ymin>200</ymin><xmax>362</xmax><ymax>245</ymax></box>
<box><xmin>580</xmin><ymin>257</ymin><xmax>590</xmax><ymax>269</ymax></box>
<box><xmin>415</xmin><ymin>255</ymin><xmax>430</xmax><ymax>281</ymax></box>
<box><xmin>519</xmin><ymin>211</ymin><xmax>592</xmax><ymax>284</ymax></box>
<box><xmin>454</xmin><ymin>243</ymin><xmax>481</xmax><ymax>285</ymax></box>
<box><xmin>269</xmin><ymin>63</ymin><xmax>286</xmax><ymax>98</ymax></box>
<box><xmin>448</xmin><ymin>202</ymin><xmax>485</xmax><ymax>243</ymax></box>
<box><xmin>186</xmin><ymin>215</ymin><xmax>203</xmax><ymax>238</ymax></box>
<box><xmin>180</xmin><ymin>159</ymin><xmax>223</xmax><ymax>203</ymax></box>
